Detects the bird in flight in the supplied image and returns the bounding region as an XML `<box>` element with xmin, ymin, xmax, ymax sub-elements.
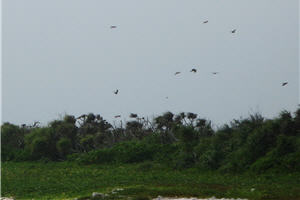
<box><xmin>174</xmin><ymin>72</ymin><xmax>181</xmax><ymax>75</ymax></box>
<box><xmin>282</xmin><ymin>82</ymin><xmax>288</xmax><ymax>86</ymax></box>
<box><xmin>190</xmin><ymin>69</ymin><xmax>197</xmax><ymax>73</ymax></box>
<box><xmin>212</xmin><ymin>72</ymin><xmax>219</xmax><ymax>75</ymax></box>
<box><xmin>114</xmin><ymin>115</ymin><xmax>121</xmax><ymax>118</ymax></box>
<box><xmin>231</xmin><ymin>29</ymin><xmax>237</xmax><ymax>33</ymax></box>
<box><xmin>110</xmin><ymin>25</ymin><xmax>117</xmax><ymax>29</ymax></box>
<box><xmin>114</xmin><ymin>89</ymin><xmax>119</xmax><ymax>94</ymax></box>
<box><xmin>203</xmin><ymin>20</ymin><xmax>208</xmax><ymax>24</ymax></box>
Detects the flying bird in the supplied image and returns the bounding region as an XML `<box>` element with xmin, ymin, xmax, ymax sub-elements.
<box><xmin>114</xmin><ymin>115</ymin><xmax>121</xmax><ymax>118</ymax></box>
<box><xmin>190</xmin><ymin>69</ymin><xmax>197</xmax><ymax>73</ymax></box>
<box><xmin>212</xmin><ymin>72</ymin><xmax>219</xmax><ymax>75</ymax></box>
<box><xmin>114</xmin><ymin>89</ymin><xmax>119</xmax><ymax>94</ymax></box>
<box><xmin>110</xmin><ymin>25</ymin><xmax>117</xmax><ymax>29</ymax></box>
<box><xmin>203</xmin><ymin>20</ymin><xmax>208</xmax><ymax>24</ymax></box>
<box><xmin>282</xmin><ymin>82</ymin><xmax>288</xmax><ymax>86</ymax></box>
<box><xmin>231</xmin><ymin>29</ymin><xmax>237</xmax><ymax>33</ymax></box>
<box><xmin>174</xmin><ymin>72</ymin><xmax>181</xmax><ymax>75</ymax></box>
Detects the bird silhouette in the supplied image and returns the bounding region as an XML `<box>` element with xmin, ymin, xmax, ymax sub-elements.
<box><xmin>282</xmin><ymin>82</ymin><xmax>288</xmax><ymax>86</ymax></box>
<box><xmin>212</xmin><ymin>72</ymin><xmax>219</xmax><ymax>75</ymax></box>
<box><xmin>203</xmin><ymin>20</ymin><xmax>208</xmax><ymax>24</ymax></box>
<box><xmin>130</xmin><ymin>113</ymin><xmax>138</xmax><ymax>118</ymax></box>
<box><xmin>114</xmin><ymin>89</ymin><xmax>119</xmax><ymax>94</ymax></box>
<box><xmin>114</xmin><ymin>115</ymin><xmax>121</xmax><ymax>118</ymax></box>
<box><xmin>110</xmin><ymin>25</ymin><xmax>117</xmax><ymax>29</ymax></box>
<box><xmin>190</xmin><ymin>69</ymin><xmax>197</xmax><ymax>73</ymax></box>
<box><xmin>231</xmin><ymin>29</ymin><xmax>237</xmax><ymax>33</ymax></box>
<box><xmin>174</xmin><ymin>72</ymin><xmax>181</xmax><ymax>75</ymax></box>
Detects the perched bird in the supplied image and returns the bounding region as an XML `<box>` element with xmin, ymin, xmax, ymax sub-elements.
<box><xmin>212</xmin><ymin>72</ymin><xmax>219</xmax><ymax>75</ymax></box>
<box><xmin>114</xmin><ymin>115</ymin><xmax>121</xmax><ymax>118</ymax></box>
<box><xmin>174</xmin><ymin>72</ymin><xmax>181</xmax><ymax>75</ymax></box>
<box><xmin>282</xmin><ymin>82</ymin><xmax>288</xmax><ymax>86</ymax></box>
<box><xmin>114</xmin><ymin>89</ymin><xmax>119</xmax><ymax>94</ymax></box>
<box><xmin>130</xmin><ymin>113</ymin><xmax>138</xmax><ymax>118</ymax></box>
<box><xmin>190</xmin><ymin>69</ymin><xmax>197</xmax><ymax>73</ymax></box>
<box><xmin>203</xmin><ymin>20</ymin><xmax>208</xmax><ymax>24</ymax></box>
<box><xmin>231</xmin><ymin>29</ymin><xmax>237</xmax><ymax>33</ymax></box>
<box><xmin>110</xmin><ymin>25</ymin><xmax>117</xmax><ymax>29</ymax></box>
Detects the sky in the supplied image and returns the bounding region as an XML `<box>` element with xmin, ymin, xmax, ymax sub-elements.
<box><xmin>2</xmin><ymin>0</ymin><xmax>299</xmax><ymax>127</ymax></box>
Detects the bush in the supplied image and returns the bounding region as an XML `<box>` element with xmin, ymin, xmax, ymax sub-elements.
<box><xmin>75</xmin><ymin>148</ymin><xmax>116</xmax><ymax>164</ymax></box>
<box><xmin>25</xmin><ymin>128</ymin><xmax>58</xmax><ymax>160</ymax></box>
<box><xmin>113</xmin><ymin>141</ymin><xmax>158</xmax><ymax>163</ymax></box>
<box><xmin>56</xmin><ymin>138</ymin><xmax>72</xmax><ymax>158</ymax></box>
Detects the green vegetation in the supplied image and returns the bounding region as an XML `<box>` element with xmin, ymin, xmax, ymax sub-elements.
<box><xmin>2</xmin><ymin>162</ymin><xmax>300</xmax><ymax>200</ymax></box>
<box><xmin>2</xmin><ymin>108</ymin><xmax>300</xmax><ymax>199</ymax></box>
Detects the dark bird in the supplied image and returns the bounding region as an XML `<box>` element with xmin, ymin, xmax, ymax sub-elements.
<box><xmin>231</xmin><ymin>29</ymin><xmax>237</xmax><ymax>33</ymax></box>
<box><xmin>174</xmin><ymin>72</ymin><xmax>181</xmax><ymax>75</ymax></box>
<box><xmin>114</xmin><ymin>89</ymin><xmax>119</xmax><ymax>94</ymax></box>
<box><xmin>212</xmin><ymin>72</ymin><xmax>219</xmax><ymax>75</ymax></box>
<box><xmin>203</xmin><ymin>20</ymin><xmax>208</xmax><ymax>24</ymax></box>
<box><xmin>110</xmin><ymin>25</ymin><xmax>117</xmax><ymax>29</ymax></box>
<box><xmin>130</xmin><ymin>113</ymin><xmax>138</xmax><ymax>118</ymax></box>
<box><xmin>282</xmin><ymin>82</ymin><xmax>288</xmax><ymax>86</ymax></box>
<box><xmin>190</xmin><ymin>69</ymin><xmax>197</xmax><ymax>73</ymax></box>
<box><xmin>114</xmin><ymin>115</ymin><xmax>121</xmax><ymax>118</ymax></box>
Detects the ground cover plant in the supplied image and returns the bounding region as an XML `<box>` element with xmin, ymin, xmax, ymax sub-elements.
<box><xmin>2</xmin><ymin>162</ymin><xmax>300</xmax><ymax>200</ymax></box>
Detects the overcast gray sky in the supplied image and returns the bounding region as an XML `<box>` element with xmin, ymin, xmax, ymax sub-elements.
<box><xmin>2</xmin><ymin>0</ymin><xmax>299</xmax><ymax>127</ymax></box>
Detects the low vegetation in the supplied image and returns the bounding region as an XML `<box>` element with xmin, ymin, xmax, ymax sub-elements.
<box><xmin>2</xmin><ymin>108</ymin><xmax>300</xmax><ymax>199</ymax></box>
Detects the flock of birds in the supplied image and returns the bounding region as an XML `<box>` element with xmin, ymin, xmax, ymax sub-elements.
<box><xmin>109</xmin><ymin>21</ymin><xmax>289</xmax><ymax>119</ymax></box>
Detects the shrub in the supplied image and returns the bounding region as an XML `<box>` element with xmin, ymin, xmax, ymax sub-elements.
<box><xmin>56</xmin><ymin>138</ymin><xmax>72</xmax><ymax>158</ymax></box>
<box><xmin>25</xmin><ymin>127</ymin><xmax>58</xmax><ymax>160</ymax></box>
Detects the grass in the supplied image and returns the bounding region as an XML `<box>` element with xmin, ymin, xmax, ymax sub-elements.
<box><xmin>2</xmin><ymin>161</ymin><xmax>300</xmax><ymax>200</ymax></box>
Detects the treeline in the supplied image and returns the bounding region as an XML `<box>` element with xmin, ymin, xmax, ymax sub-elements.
<box><xmin>2</xmin><ymin>109</ymin><xmax>300</xmax><ymax>172</ymax></box>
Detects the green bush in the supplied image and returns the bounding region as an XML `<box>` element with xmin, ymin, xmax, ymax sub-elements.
<box><xmin>56</xmin><ymin>138</ymin><xmax>72</xmax><ymax>158</ymax></box>
<box><xmin>113</xmin><ymin>141</ymin><xmax>158</xmax><ymax>163</ymax></box>
<box><xmin>25</xmin><ymin>128</ymin><xmax>58</xmax><ymax>160</ymax></box>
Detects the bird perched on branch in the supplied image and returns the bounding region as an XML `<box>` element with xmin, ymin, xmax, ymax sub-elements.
<box><xmin>130</xmin><ymin>113</ymin><xmax>138</xmax><ymax>118</ymax></box>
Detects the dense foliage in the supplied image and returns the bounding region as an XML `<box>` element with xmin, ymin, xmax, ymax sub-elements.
<box><xmin>2</xmin><ymin>109</ymin><xmax>300</xmax><ymax>172</ymax></box>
